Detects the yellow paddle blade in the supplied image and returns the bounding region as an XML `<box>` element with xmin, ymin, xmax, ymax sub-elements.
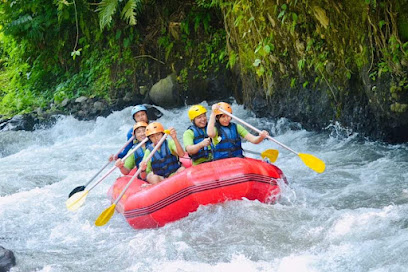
<box><xmin>164</xmin><ymin>129</ymin><xmax>170</xmax><ymax>134</ymax></box>
<box><xmin>261</xmin><ymin>149</ymin><xmax>279</xmax><ymax>163</ymax></box>
<box><xmin>95</xmin><ymin>204</ymin><xmax>116</xmax><ymax>227</ymax></box>
<box><xmin>66</xmin><ymin>190</ymin><xmax>89</xmax><ymax>211</ymax></box>
<box><xmin>299</xmin><ymin>153</ymin><xmax>326</xmax><ymax>173</ymax></box>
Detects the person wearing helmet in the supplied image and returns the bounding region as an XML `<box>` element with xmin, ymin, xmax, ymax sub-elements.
<box><xmin>115</xmin><ymin>121</ymin><xmax>149</xmax><ymax>175</ymax></box>
<box><xmin>207</xmin><ymin>102</ymin><xmax>268</xmax><ymax>160</ymax></box>
<box><xmin>139</xmin><ymin>122</ymin><xmax>186</xmax><ymax>184</ymax></box>
<box><xmin>183</xmin><ymin>104</ymin><xmax>213</xmax><ymax>165</ymax></box>
<box><xmin>109</xmin><ymin>105</ymin><xmax>149</xmax><ymax>161</ymax></box>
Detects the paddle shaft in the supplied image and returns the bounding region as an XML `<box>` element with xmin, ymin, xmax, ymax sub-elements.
<box><xmin>243</xmin><ymin>149</ymin><xmax>261</xmax><ymax>156</ymax></box>
<box><xmin>81</xmin><ymin>136</ymin><xmax>135</xmax><ymax>187</ymax></box>
<box><xmin>219</xmin><ymin>108</ymin><xmax>298</xmax><ymax>155</ymax></box>
<box><xmin>87</xmin><ymin>138</ymin><xmax>148</xmax><ymax>192</ymax></box>
<box><xmin>113</xmin><ymin>134</ymin><xmax>168</xmax><ymax>205</ymax></box>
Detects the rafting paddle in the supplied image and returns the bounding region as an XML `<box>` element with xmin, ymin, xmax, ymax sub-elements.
<box><xmin>67</xmin><ymin>136</ymin><xmax>135</xmax><ymax>198</ymax></box>
<box><xmin>95</xmin><ymin>131</ymin><xmax>169</xmax><ymax>226</ymax></box>
<box><xmin>218</xmin><ymin>108</ymin><xmax>326</xmax><ymax>173</ymax></box>
<box><xmin>243</xmin><ymin>149</ymin><xmax>279</xmax><ymax>163</ymax></box>
<box><xmin>66</xmin><ymin>138</ymin><xmax>149</xmax><ymax>211</ymax></box>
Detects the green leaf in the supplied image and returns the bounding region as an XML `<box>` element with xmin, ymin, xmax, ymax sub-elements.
<box><xmin>255</xmin><ymin>44</ymin><xmax>262</xmax><ymax>54</ymax></box>
<box><xmin>98</xmin><ymin>0</ymin><xmax>119</xmax><ymax>29</ymax></box>
<box><xmin>298</xmin><ymin>59</ymin><xmax>305</xmax><ymax>70</ymax></box>
<box><xmin>303</xmin><ymin>81</ymin><xmax>309</xmax><ymax>88</ymax></box>
<box><xmin>115</xmin><ymin>30</ymin><xmax>122</xmax><ymax>40</ymax></box>
<box><xmin>256</xmin><ymin>66</ymin><xmax>265</xmax><ymax>77</ymax></box>
<box><xmin>253</xmin><ymin>59</ymin><xmax>261</xmax><ymax>67</ymax></box>
<box><xmin>290</xmin><ymin>78</ymin><xmax>296</xmax><ymax>88</ymax></box>
<box><xmin>121</xmin><ymin>0</ymin><xmax>139</xmax><ymax>25</ymax></box>
<box><xmin>123</xmin><ymin>38</ymin><xmax>130</xmax><ymax>48</ymax></box>
<box><xmin>264</xmin><ymin>45</ymin><xmax>271</xmax><ymax>54</ymax></box>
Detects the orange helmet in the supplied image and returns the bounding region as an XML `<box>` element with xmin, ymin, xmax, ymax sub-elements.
<box><xmin>132</xmin><ymin>121</ymin><xmax>148</xmax><ymax>135</ymax></box>
<box><xmin>145</xmin><ymin>122</ymin><xmax>164</xmax><ymax>136</ymax></box>
<box><xmin>214</xmin><ymin>102</ymin><xmax>232</xmax><ymax>115</ymax></box>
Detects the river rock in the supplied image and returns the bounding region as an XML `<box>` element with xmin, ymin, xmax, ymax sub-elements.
<box><xmin>146</xmin><ymin>105</ymin><xmax>163</xmax><ymax>121</ymax></box>
<box><xmin>60</xmin><ymin>98</ymin><xmax>70</xmax><ymax>107</ymax></box>
<box><xmin>75</xmin><ymin>96</ymin><xmax>88</xmax><ymax>103</ymax></box>
<box><xmin>0</xmin><ymin>114</ymin><xmax>37</xmax><ymax>131</ymax></box>
<box><xmin>0</xmin><ymin>246</ymin><xmax>16</xmax><ymax>272</ymax></box>
<box><xmin>149</xmin><ymin>74</ymin><xmax>182</xmax><ymax>107</ymax></box>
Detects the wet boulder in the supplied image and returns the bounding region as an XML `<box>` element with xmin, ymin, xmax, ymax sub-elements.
<box><xmin>0</xmin><ymin>246</ymin><xmax>16</xmax><ymax>272</ymax></box>
<box><xmin>146</xmin><ymin>105</ymin><xmax>163</xmax><ymax>121</ymax></box>
<box><xmin>0</xmin><ymin>114</ymin><xmax>37</xmax><ymax>131</ymax></box>
<box><xmin>149</xmin><ymin>74</ymin><xmax>182</xmax><ymax>108</ymax></box>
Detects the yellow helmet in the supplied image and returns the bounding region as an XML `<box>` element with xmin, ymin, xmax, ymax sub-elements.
<box><xmin>214</xmin><ymin>102</ymin><xmax>232</xmax><ymax>116</ymax></box>
<box><xmin>132</xmin><ymin>121</ymin><xmax>148</xmax><ymax>135</ymax></box>
<box><xmin>188</xmin><ymin>105</ymin><xmax>207</xmax><ymax>121</ymax></box>
<box><xmin>145</xmin><ymin>122</ymin><xmax>164</xmax><ymax>136</ymax></box>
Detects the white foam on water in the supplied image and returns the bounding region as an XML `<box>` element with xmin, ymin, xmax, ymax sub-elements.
<box><xmin>1</xmin><ymin>100</ymin><xmax>407</xmax><ymax>271</ymax></box>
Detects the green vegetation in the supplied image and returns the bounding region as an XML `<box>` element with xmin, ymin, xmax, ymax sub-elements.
<box><xmin>205</xmin><ymin>0</ymin><xmax>408</xmax><ymax>114</ymax></box>
<box><xmin>1</xmin><ymin>0</ymin><xmax>407</xmax><ymax>121</ymax></box>
<box><xmin>0</xmin><ymin>0</ymin><xmax>226</xmax><ymax>117</ymax></box>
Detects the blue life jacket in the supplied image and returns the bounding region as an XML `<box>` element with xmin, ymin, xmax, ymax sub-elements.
<box><xmin>118</xmin><ymin>127</ymin><xmax>134</xmax><ymax>159</ymax></box>
<box><xmin>133</xmin><ymin>146</ymin><xmax>146</xmax><ymax>167</ymax></box>
<box><xmin>148</xmin><ymin>140</ymin><xmax>181</xmax><ymax>178</ymax></box>
<box><xmin>187</xmin><ymin>124</ymin><xmax>213</xmax><ymax>162</ymax></box>
<box><xmin>133</xmin><ymin>139</ymin><xmax>152</xmax><ymax>167</ymax></box>
<box><xmin>213</xmin><ymin>122</ymin><xmax>243</xmax><ymax>160</ymax></box>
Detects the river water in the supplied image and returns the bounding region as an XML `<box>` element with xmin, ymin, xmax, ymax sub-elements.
<box><xmin>1</xmin><ymin>102</ymin><xmax>407</xmax><ymax>272</ymax></box>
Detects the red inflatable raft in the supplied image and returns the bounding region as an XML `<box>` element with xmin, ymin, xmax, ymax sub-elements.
<box><xmin>107</xmin><ymin>157</ymin><xmax>286</xmax><ymax>229</ymax></box>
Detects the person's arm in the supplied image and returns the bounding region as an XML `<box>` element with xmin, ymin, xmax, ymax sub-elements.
<box><xmin>115</xmin><ymin>159</ymin><xmax>131</xmax><ymax>175</ymax></box>
<box><xmin>184</xmin><ymin>130</ymin><xmax>210</xmax><ymax>155</ymax></box>
<box><xmin>168</xmin><ymin>127</ymin><xmax>185</xmax><ymax>157</ymax></box>
<box><xmin>207</xmin><ymin>104</ymin><xmax>218</xmax><ymax>138</ymax></box>
<box><xmin>242</xmin><ymin>124</ymin><xmax>268</xmax><ymax>144</ymax></box>
<box><xmin>138</xmin><ymin>149</ymin><xmax>152</xmax><ymax>180</ymax></box>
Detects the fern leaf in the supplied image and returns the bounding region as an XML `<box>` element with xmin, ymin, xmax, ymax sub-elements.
<box><xmin>97</xmin><ymin>0</ymin><xmax>119</xmax><ymax>30</ymax></box>
<box><xmin>121</xmin><ymin>0</ymin><xmax>137</xmax><ymax>26</ymax></box>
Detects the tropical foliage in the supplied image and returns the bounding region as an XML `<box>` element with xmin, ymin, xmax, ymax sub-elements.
<box><xmin>0</xmin><ymin>0</ymin><xmax>407</xmax><ymax>119</ymax></box>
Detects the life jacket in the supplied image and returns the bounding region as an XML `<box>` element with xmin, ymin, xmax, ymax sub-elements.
<box><xmin>213</xmin><ymin>122</ymin><xmax>243</xmax><ymax>160</ymax></box>
<box><xmin>187</xmin><ymin>124</ymin><xmax>212</xmax><ymax>162</ymax></box>
<box><xmin>148</xmin><ymin>140</ymin><xmax>181</xmax><ymax>178</ymax></box>
<box><xmin>132</xmin><ymin>139</ymin><xmax>152</xmax><ymax>167</ymax></box>
<box><xmin>133</xmin><ymin>146</ymin><xmax>146</xmax><ymax>167</ymax></box>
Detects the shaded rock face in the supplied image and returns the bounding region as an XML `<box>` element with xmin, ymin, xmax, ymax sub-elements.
<box><xmin>0</xmin><ymin>246</ymin><xmax>16</xmax><ymax>272</ymax></box>
<box><xmin>183</xmin><ymin>70</ymin><xmax>238</xmax><ymax>105</ymax></box>
<box><xmin>246</xmin><ymin>72</ymin><xmax>408</xmax><ymax>143</ymax></box>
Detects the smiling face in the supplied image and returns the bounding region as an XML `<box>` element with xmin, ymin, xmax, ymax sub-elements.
<box><xmin>134</xmin><ymin>127</ymin><xmax>146</xmax><ymax>142</ymax></box>
<box><xmin>217</xmin><ymin>114</ymin><xmax>231</xmax><ymax>126</ymax></box>
<box><xmin>148</xmin><ymin>132</ymin><xmax>164</xmax><ymax>145</ymax></box>
<box><xmin>193</xmin><ymin>113</ymin><xmax>207</xmax><ymax>128</ymax></box>
<box><xmin>133</xmin><ymin>111</ymin><xmax>148</xmax><ymax>123</ymax></box>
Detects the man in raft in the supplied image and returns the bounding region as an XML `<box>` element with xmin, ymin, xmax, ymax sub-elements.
<box><xmin>115</xmin><ymin>121</ymin><xmax>149</xmax><ymax>175</ymax></box>
<box><xmin>207</xmin><ymin>102</ymin><xmax>269</xmax><ymax>160</ymax></box>
<box><xmin>139</xmin><ymin>122</ymin><xmax>186</xmax><ymax>184</ymax></box>
<box><xmin>109</xmin><ymin>104</ymin><xmax>149</xmax><ymax>161</ymax></box>
<box><xmin>183</xmin><ymin>104</ymin><xmax>213</xmax><ymax>165</ymax></box>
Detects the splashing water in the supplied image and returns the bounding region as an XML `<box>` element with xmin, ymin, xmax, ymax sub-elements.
<box><xmin>1</xmin><ymin>101</ymin><xmax>407</xmax><ymax>271</ymax></box>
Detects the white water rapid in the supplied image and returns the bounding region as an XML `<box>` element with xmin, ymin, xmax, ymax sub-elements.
<box><xmin>1</xmin><ymin>102</ymin><xmax>407</xmax><ymax>272</ymax></box>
